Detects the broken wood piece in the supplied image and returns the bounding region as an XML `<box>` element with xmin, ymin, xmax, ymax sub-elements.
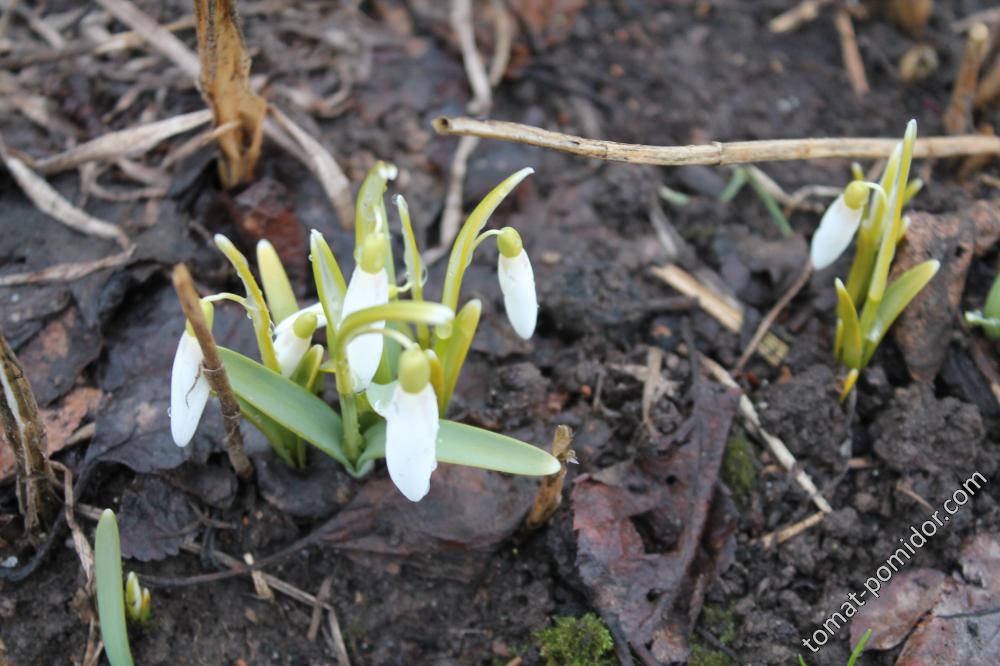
<box><xmin>193</xmin><ymin>0</ymin><xmax>267</xmax><ymax>187</ymax></box>
<box><xmin>650</xmin><ymin>264</ymin><xmax>788</xmax><ymax>367</ymax></box>
<box><xmin>943</xmin><ymin>22</ymin><xmax>991</xmax><ymax>135</ymax></box>
<box><xmin>525</xmin><ymin>426</ymin><xmax>574</xmax><ymax>530</ymax></box>
<box><xmin>768</xmin><ymin>0</ymin><xmax>833</xmax><ymax>34</ymax></box>
<box><xmin>755</xmin><ymin>510</ymin><xmax>826</xmax><ymax>549</ymax></box>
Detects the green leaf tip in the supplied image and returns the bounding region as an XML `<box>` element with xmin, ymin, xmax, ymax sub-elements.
<box><xmin>95</xmin><ymin>509</ymin><xmax>136</xmax><ymax>666</ymax></box>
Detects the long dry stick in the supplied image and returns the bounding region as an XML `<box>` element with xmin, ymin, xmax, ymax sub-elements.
<box><xmin>768</xmin><ymin>0</ymin><xmax>833</xmax><ymax>33</ymax></box>
<box><xmin>433</xmin><ymin>116</ymin><xmax>1000</xmax><ymax>164</ymax></box>
<box><xmin>0</xmin><ymin>248</ymin><xmax>134</xmax><ymax>287</ymax></box>
<box><xmin>452</xmin><ymin>0</ymin><xmax>491</xmax><ymax>114</ymax></box>
<box><xmin>171</xmin><ymin>264</ymin><xmax>253</xmax><ymax>479</ymax></box>
<box><xmin>944</xmin><ymin>22</ymin><xmax>991</xmax><ymax>134</ymax></box>
<box><xmin>833</xmin><ymin>7</ymin><xmax>870</xmax><ymax>97</ymax></box>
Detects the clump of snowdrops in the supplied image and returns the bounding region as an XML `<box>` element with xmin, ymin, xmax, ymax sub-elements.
<box><xmin>809</xmin><ymin>120</ymin><xmax>939</xmax><ymax>399</ymax></box>
<box><xmin>170</xmin><ymin>163</ymin><xmax>558</xmax><ymax>501</ymax></box>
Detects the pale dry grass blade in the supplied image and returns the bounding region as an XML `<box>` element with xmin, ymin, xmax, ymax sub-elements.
<box><xmin>0</xmin><ymin>249</ymin><xmax>135</xmax><ymax>287</ymax></box>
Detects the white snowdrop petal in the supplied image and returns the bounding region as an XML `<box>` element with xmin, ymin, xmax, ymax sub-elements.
<box><xmin>274</xmin><ymin>326</ymin><xmax>311</xmax><ymax>377</ymax></box>
<box><xmin>385</xmin><ymin>385</ymin><xmax>439</xmax><ymax>502</ymax></box>
<box><xmin>342</xmin><ymin>267</ymin><xmax>389</xmax><ymax>391</ymax></box>
<box><xmin>810</xmin><ymin>195</ymin><xmax>864</xmax><ymax>270</ymax></box>
<box><xmin>498</xmin><ymin>250</ymin><xmax>538</xmax><ymax>339</ymax></box>
<box><xmin>170</xmin><ymin>332</ymin><xmax>210</xmax><ymax>447</ymax></box>
<box><xmin>273</xmin><ymin>302</ymin><xmax>326</xmax><ymax>337</ymax></box>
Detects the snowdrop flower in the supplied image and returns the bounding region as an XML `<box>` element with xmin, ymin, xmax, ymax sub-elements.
<box><xmin>170</xmin><ymin>301</ymin><xmax>213</xmax><ymax>447</ymax></box>
<box><xmin>496</xmin><ymin>227</ymin><xmax>537</xmax><ymax>339</ymax></box>
<box><xmin>341</xmin><ymin>234</ymin><xmax>389</xmax><ymax>391</ymax></box>
<box><xmin>274</xmin><ymin>311</ymin><xmax>318</xmax><ymax>376</ymax></box>
<box><xmin>273</xmin><ymin>302</ymin><xmax>326</xmax><ymax>338</ymax></box>
<box><xmin>382</xmin><ymin>348</ymin><xmax>438</xmax><ymax>502</ymax></box>
<box><xmin>810</xmin><ymin>181</ymin><xmax>869</xmax><ymax>270</ymax></box>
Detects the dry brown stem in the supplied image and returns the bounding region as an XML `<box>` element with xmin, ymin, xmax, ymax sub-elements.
<box><xmin>525</xmin><ymin>425</ymin><xmax>574</xmax><ymax>530</ymax></box>
<box><xmin>733</xmin><ymin>260</ymin><xmax>813</xmax><ymax>373</ymax></box>
<box><xmin>768</xmin><ymin>0</ymin><xmax>833</xmax><ymax>33</ymax></box>
<box><xmin>975</xmin><ymin>54</ymin><xmax>1000</xmax><ymax>109</ymax></box>
<box><xmin>833</xmin><ymin>8</ymin><xmax>870</xmax><ymax>97</ymax></box>
<box><xmin>171</xmin><ymin>264</ymin><xmax>253</xmax><ymax>479</ymax></box>
<box><xmin>0</xmin><ymin>331</ymin><xmax>57</xmax><ymax>533</ymax></box>
<box><xmin>433</xmin><ymin>116</ymin><xmax>1000</xmax><ymax>164</ymax></box>
<box><xmin>943</xmin><ymin>22</ymin><xmax>991</xmax><ymax>135</ymax></box>
<box><xmin>451</xmin><ymin>0</ymin><xmax>491</xmax><ymax>114</ymax></box>
<box><xmin>95</xmin><ymin>0</ymin><xmax>200</xmax><ymax>77</ymax></box>
<box><xmin>193</xmin><ymin>0</ymin><xmax>267</xmax><ymax>187</ymax></box>
<box><xmin>755</xmin><ymin>510</ymin><xmax>826</xmax><ymax>549</ymax></box>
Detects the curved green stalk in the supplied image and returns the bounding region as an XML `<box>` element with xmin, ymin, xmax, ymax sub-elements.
<box><xmin>394</xmin><ymin>195</ymin><xmax>429</xmax><ymax>346</ymax></box>
<box><xmin>440</xmin><ymin>168</ymin><xmax>533</xmax><ymax>313</ymax></box>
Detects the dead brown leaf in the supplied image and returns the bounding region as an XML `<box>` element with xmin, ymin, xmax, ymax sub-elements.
<box><xmin>570</xmin><ymin>381</ymin><xmax>740</xmax><ymax>662</ymax></box>
<box><xmin>849</xmin><ymin>568</ymin><xmax>949</xmax><ymax>650</ymax></box>
<box><xmin>891</xmin><ymin>210</ymin><xmax>975</xmax><ymax>382</ymax></box>
<box><xmin>194</xmin><ymin>0</ymin><xmax>267</xmax><ymax>188</ymax></box>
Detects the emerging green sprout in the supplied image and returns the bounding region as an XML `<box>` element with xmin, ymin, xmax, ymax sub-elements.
<box><xmin>798</xmin><ymin>629</ymin><xmax>872</xmax><ymax>666</ymax></box>
<box><xmin>125</xmin><ymin>571</ymin><xmax>152</xmax><ymax>624</ymax></box>
<box><xmin>95</xmin><ymin>509</ymin><xmax>137</xmax><ymax>666</ymax></box>
<box><xmin>810</xmin><ymin>121</ymin><xmax>939</xmax><ymax>399</ymax></box>
<box><xmin>965</xmin><ymin>272</ymin><xmax>1000</xmax><ymax>341</ymax></box>
<box><xmin>170</xmin><ymin>163</ymin><xmax>558</xmax><ymax>501</ymax></box>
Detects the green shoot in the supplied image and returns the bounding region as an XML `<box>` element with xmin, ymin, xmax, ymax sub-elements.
<box><xmin>965</xmin><ymin>272</ymin><xmax>1000</xmax><ymax>341</ymax></box>
<box><xmin>95</xmin><ymin>509</ymin><xmax>136</xmax><ymax>666</ymax></box>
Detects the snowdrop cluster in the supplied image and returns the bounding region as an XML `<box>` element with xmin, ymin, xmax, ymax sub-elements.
<box><xmin>169</xmin><ymin>163</ymin><xmax>556</xmax><ymax>501</ymax></box>
<box><xmin>809</xmin><ymin>120</ymin><xmax>939</xmax><ymax>399</ymax></box>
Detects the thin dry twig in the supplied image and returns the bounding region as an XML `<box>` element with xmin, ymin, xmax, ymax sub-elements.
<box><xmin>433</xmin><ymin>116</ymin><xmax>1000</xmax><ymax>164</ymax></box>
<box><xmin>0</xmin><ymin>248</ymin><xmax>135</xmax><ymax>287</ymax></box>
<box><xmin>267</xmin><ymin>107</ymin><xmax>355</xmax><ymax>228</ymax></box>
<box><xmin>325</xmin><ymin>603</ymin><xmax>351</xmax><ymax>666</ymax></box>
<box><xmin>171</xmin><ymin>264</ymin><xmax>253</xmax><ymax>479</ymax></box>
<box><xmin>640</xmin><ymin>346</ymin><xmax>664</xmax><ymax>437</ymax></box>
<box><xmin>33</xmin><ymin>110</ymin><xmax>211</xmax><ymax>174</ymax></box>
<box><xmin>650</xmin><ymin>264</ymin><xmax>788</xmax><ymax>367</ymax></box>
<box><xmin>451</xmin><ymin>0</ymin><xmax>491</xmax><ymax>114</ymax></box>
<box><xmin>976</xmin><ymin>57</ymin><xmax>1000</xmax><ymax>109</ymax></box>
<box><xmin>525</xmin><ymin>425</ymin><xmax>574</xmax><ymax>530</ymax></box>
<box><xmin>690</xmin><ymin>349</ymin><xmax>833</xmax><ymax>514</ymax></box>
<box><xmin>432</xmin><ymin>134</ymin><xmax>480</xmax><ymax>264</ymax></box>
<box><xmin>833</xmin><ymin>8</ymin><xmax>870</xmax><ymax>97</ymax></box>
<box><xmin>94</xmin><ymin>0</ymin><xmax>199</xmax><ymax>77</ymax></box>
<box><xmin>243</xmin><ymin>552</ymin><xmax>275</xmax><ymax>601</ymax></box>
<box><xmin>768</xmin><ymin>0</ymin><xmax>833</xmax><ymax>33</ymax></box>
<box><xmin>50</xmin><ymin>461</ymin><xmax>95</xmax><ymax>587</ymax></box>
<box><xmin>944</xmin><ymin>22</ymin><xmax>991</xmax><ymax>134</ymax></box>
<box><xmin>308</xmin><ymin>576</ymin><xmax>333</xmax><ymax>642</ymax></box>
<box><xmin>0</xmin><ymin>140</ymin><xmax>130</xmax><ymax>249</ymax></box>
<box><xmin>487</xmin><ymin>0</ymin><xmax>512</xmax><ymax>86</ymax></box>
<box><xmin>952</xmin><ymin>8</ymin><xmax>1000</xmax><ymax>33</ymax></box>
<box><xmin>733</xmin><ymin>261</ymin><xmax>813</xmax><ymax>373</ymax></box>
<box><xmin>755</xmin><ymin>510</ymin><xmax>826</xmax><ymax>549</ymax></box>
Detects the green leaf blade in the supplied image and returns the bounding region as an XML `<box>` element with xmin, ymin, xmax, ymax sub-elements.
<box><xmin>95</xmin><ymin>510</ymin><xmax>135</xmax><ymax>666</ymax></box>
<box><xmin>438</xmin><ymin>299</ymin><xmax>481</xmax><ymax>414</ymax></box>
<box><xmin>309</xmin><ymin>230</ymin><xmax>347</xmax><ymax>351</ymax></box>
<box><xmin>360</xmin><ymin>419</ymin><xmax>560</xmax><ymax>476</ymax></box>
<box><xmin>835</xmin><ymin>279</ymin><xmax>863</xmax><ymax>370</ymax></box>
<box><xmin>862</xmin><ymin>259</ymin><xmax>939</xmax><ymax>366</ymax></box>
<box><xmin>218</xmin><ymin>347</ymin><xmax>349</xmax><ymax>467</ymax></box>
<box><xmin>256</xmin><ymin>240</ymin><xmax>299</xmax><ymax>324</ymax></box>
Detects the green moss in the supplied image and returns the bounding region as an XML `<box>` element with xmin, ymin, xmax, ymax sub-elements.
<box><xmin>689</xmin><ymin>644</ymin><xmax>732</xmax><ymax>666</ymax></box>
<box><xmin>701</xmin><ymin>604</ymin><xmax>738</xmax><ymax>645</ymax></box>
<box><xmin>721</xmin><ymin>430</ymin><xmax>756</xmax><ymax>511</ymax></box>
<box><xmin>535</xmin><ymin>614</ymin><xmax>613</xmax><ymax>666</ymax></box>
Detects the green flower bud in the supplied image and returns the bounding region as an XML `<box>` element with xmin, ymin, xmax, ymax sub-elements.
<box><xmin>398</xmin><ymin>347</ymin><xmax>430</xmax><ymax>394</ymax></box>
<box><xmin>292</xmin><ymin>311</ymin><xmax>318</xmax><ymax>339</ymax></box>
<box><xmin>359</xmin><ymin>233</ymin><xmax>386</xmax><ymax>274</ymax></box>
<box><xmin>843</xmin><ymin>180</ymin><xmax>869</xmax><ymax>210</ymax></box>
<box><xmin>497</xmin><ymin>227</ymin><xmax>523</xmax><ymax>258</ymax></box>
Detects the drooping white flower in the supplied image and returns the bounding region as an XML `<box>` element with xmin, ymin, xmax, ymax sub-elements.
<box><xmin>274</xmin><ymin>311</ymin><xmax>318</xmax><ymax>376</ymax></box>
<box><xmin>497</xmin><ymin>227</ymin><xmax>537</xmax><ymax>339</ymax></box>
<box><xmin>170</xmin><ymin>329</ymin><xmax>210</xmax><ymax>448</ymax></box>
<box><xmin>810</xmin><ymin>181</ymin><xmax>869</xmax><ymax>270</ymax></box>
<box><xmin>341</xmin><ymin>235</ymin><xmax>390</xmax><ymax>391</ymax></box>
<box><xmin>382</xmin><ymin>348</ymin><xmax>438</xmax><ymax>502</ymax></box>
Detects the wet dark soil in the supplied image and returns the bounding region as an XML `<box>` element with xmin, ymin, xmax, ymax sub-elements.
<box><xmin>2</xmin><ymin>1</ymin><xmax>999</xmax><ymax>665</ymax></box>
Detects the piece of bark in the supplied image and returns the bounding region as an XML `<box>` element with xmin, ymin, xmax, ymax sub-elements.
<box><xmin>892</xmin><ymin>210</ymin><xmax>975</xmax><ymax>382</ymax></box>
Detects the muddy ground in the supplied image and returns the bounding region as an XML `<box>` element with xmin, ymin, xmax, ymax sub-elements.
<box><xmin>1</xmin><ymin>1</ymin><xmax>999</xmax><ymax>665</ymax></box>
